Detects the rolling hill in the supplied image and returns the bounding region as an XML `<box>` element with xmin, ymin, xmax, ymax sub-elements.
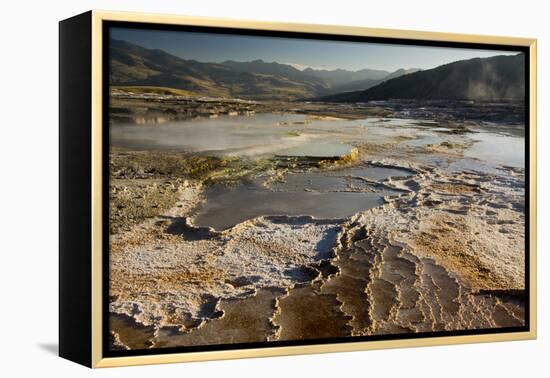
<box><xmin>318</xmin><ymin>54</ymin><xmax>525</xmax><ymax>102</ymax></box>
<box><xmin>110</xmin><ymin>39</ymin><xmax>327</xmax><ymax>99</ymax></box>
<box><xmin>109</xmin><ymin>39</ymin><xmax>417</xmax><ymax>100</ymax></box>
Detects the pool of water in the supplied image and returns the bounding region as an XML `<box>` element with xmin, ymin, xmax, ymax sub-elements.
<box><xmin>465</xmin><ymin>127</ymin><xmax>525</xmax><ymax>168</ymax></box>
<box><xmin>192</xmin><ymin>184</ymin><xmax>384</xmax><ymax>230</ymax></box>
<box><xmin>192</xmin><ymin>165</ymin><xmax>411</xmax><ymax>230</ymax></box>
<box><xmin>110</xmin><ymin>113</ymin><xmax>417</xmax><ymax>158</ymax></box>
<box><xmin>270</xmin><ymin>166</ymin><xmax>413</xmax><ymax>192</ymax></box>
<box><xmin>276</xmin><ymin>142</ymin><xmax>355</xmax><ymax>158</ymax></box>
<box><xmin>113</xmin><ymin>112</ymin><xmax>525</xmax><ymax>229</ymax></box>
<box><xmin>111</xmin><ymin>113</ymin><xmax>525</xmax><ymax>169</ymax></box>
<box><xmin>111</xmin><ymin>113</ymin><xmax>344</xmax><ymax>157</ymax></box>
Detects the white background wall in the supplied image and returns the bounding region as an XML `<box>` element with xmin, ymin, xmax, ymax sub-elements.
<box><xmin>0</xmin><ymin>0</ymin><xmax>547</xmax><ymax>376</ymax></box>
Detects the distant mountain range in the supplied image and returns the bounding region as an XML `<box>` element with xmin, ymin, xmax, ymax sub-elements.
<box><xmin>302</xmin><ymin>67</ymin><xmax>391</xmax><ymax>86</ymax></box>
<box><xmin>110</xmin><ymin>39</ymin><xmax>524</xmax><ymax>102</ymax></box>
<box><xmin>110</xmin><ymin>39</ymin><xmax>419</xmax><ymax>100</ymax></box>
<box><xmin>327</xmin><ymin>68</ymin><xmax>421</xmax><ymax>93</ymax></box>
<box><xmin>318</xmin><ymin>54</ymin><xmax>525</xmax><ymax>102</ymax></box>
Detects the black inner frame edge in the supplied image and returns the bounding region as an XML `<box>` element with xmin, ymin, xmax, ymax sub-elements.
<box><xmin>101</xmin><ymin>19</ymin><xmax>531</xmax><ymax>359</ymax></box>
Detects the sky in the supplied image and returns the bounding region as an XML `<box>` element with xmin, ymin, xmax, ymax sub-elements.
<box><xmin>111</xmin><ymin>27</ymin><xmax>519</xmax><ymax>72</ymax></box>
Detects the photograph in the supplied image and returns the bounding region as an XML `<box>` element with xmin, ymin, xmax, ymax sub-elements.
<box><xmin>106</xmin><ymin>25</ymin><xmax>527</xmax><ymax>352</ymax></box>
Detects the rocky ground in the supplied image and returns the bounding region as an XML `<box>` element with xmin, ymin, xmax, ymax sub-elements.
<box><xmin>108</xmin><ymin>99</ymin><xmax>525</xmax><ymax>351</ymax></box>
<box><xmin>110</xmin><ymin>91</ymin><xmax>395</xmax><ymax>125</ymax></box>
<box><xmin>110</xmin><ymin>91</ymin><xmax>524</xmax><ymax>125</ymax></box>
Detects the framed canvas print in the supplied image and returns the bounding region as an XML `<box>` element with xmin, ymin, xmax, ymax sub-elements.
<box><xmin>59</xmin><ymin>10</ymin><xmax>537</xmax><ymax>368</ymax></box>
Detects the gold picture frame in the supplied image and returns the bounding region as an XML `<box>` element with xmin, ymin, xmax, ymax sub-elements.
<box><xmin>59</xmin><ymin>10</ymin><xmax>537</xmax><ymax>368</ymax></box>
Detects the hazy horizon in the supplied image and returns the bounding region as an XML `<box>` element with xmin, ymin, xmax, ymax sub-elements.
<box><xmin>111</xmin><ymin>27</ymin><xmax>519</xmax><ymax>72</ymax></box>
